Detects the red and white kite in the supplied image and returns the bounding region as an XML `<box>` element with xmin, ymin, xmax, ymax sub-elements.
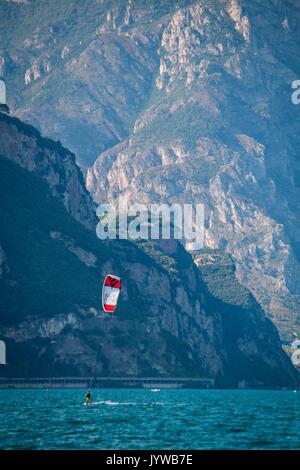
<box><xmin>102</xmin><ymin>274</ymin><xmax>121</xmax><ymax>313</ymax></box>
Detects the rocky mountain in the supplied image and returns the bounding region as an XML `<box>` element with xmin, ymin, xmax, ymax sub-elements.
<box><xmin>0</xmin><ymin>0</ymin><xmax>170</xmax><ymax>166</ymax></box>
<box><xmin>85</xmin><ymin>0</ymin><xmax>300</xmax><ymax>338</ymax></box>
<box><xmin>0</xmin><ymin>111</ymin><xmax>297</xmax><ymax>388</ymax></box>
<box><xmin>1</xmin><ymin>0</ymin><xmax>300</xmax><ymax>337</ymax></box>
<box><xmin>0</xmin><ymin>112</ymin><xmax>96</xmax><ymax>230</ymax></box>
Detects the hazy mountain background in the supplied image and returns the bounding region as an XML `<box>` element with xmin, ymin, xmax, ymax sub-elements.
<box><xmin>1</xmin><ymin>0</ymin><xmax>300</xmax><ymax>338</ymax></box>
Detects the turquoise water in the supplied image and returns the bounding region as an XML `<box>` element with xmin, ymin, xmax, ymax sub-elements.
<box><xmin>0</xmin><ymin>388</ymin><xmax>299</xmax><ymax>450</ymax></box>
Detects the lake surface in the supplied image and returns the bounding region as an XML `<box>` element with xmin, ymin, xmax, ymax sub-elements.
<box><xmin>0</xmin><ymin>388</ymin><xmax>299</xmax><ymax>450</ymax></box>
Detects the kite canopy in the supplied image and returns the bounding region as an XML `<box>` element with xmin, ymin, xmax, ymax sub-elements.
<box><xmin>102</xmin><ymin>274</ymin><xmax>121</xmax><ymax>313</ymax></box>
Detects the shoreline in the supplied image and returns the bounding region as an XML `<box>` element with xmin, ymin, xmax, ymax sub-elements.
<box><xmin>0</xmin><ymin>377</ymin><xmax>297</xmax><ymax>391</ymax></box>
<box><xmin>0</xmin><ymin>376</ymin><xmax>214</xmax><ymax>390</ymax></box>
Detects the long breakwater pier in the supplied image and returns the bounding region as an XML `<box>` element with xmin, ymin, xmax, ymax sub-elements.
<box><xmin>0</xmin><ymin>377</ymin><xmax>215</xmax><ymax>389</ymax></box>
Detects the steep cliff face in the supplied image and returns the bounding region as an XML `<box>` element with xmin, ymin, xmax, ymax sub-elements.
<box><xmin>0</xmin><ymin>112</ymin><xmax>96</xmax><ymax>230</ymax></box>
<box><xmin>85</xmin><ymin>0</ymin><xmax>300</xmax><ymax>337</ymax></box>
<box><xmin>1</xmin><ymin>0</ymin><xmax>300</xmax><ymax>336</ymax></box>
<box><xmin>0</xmin><ymin>112</ymin><xmax>296</xmax><ymax>388</ymax></box>
<box><xmin>0</xmin><ymin>0</ymin><xmax>167</xmax><ymax>166</ymax></box>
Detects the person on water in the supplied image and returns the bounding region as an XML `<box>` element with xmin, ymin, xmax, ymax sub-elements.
<box><xmin>85</xmin><ymin>391</ymin><xmax>92</xmax><ymax>404</ymax></box>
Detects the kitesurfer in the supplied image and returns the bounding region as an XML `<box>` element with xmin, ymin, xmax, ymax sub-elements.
<box><xmin>85</xmin><ymin>390</ymin><xmax>92</xmax><ymax>404</ymax></box>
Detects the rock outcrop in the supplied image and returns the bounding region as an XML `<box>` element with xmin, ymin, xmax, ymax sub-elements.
<box><xmin>0</xmin><ymin>112</ymin><xmax>96</xmax><ymax>230</ymax></box>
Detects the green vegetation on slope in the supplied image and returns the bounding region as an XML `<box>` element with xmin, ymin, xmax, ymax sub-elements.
<box><xmin>194</xmin><ymin>251</ymin><xmax>255</xmax><ymax>309</ymax></box>
<box><xmin>0</xmin><ymin>155</ymin><xmax>108</xmax><ymax>324</ymax></box>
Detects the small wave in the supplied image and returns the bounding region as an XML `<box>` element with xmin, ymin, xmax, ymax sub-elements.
<box><xmin>143</xmin><ymin>402</ymin><xmax>165</xmax><ymax>406</ymax></box>
<box><xmin>88</xmin><ymin>400</ymin><xmax>137</xmax><ymax>406</ymax></box>
<box><xmin>84</xmin><ymin>400</ymin><xmax>166</xmax><ymax>407</ymax></box>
